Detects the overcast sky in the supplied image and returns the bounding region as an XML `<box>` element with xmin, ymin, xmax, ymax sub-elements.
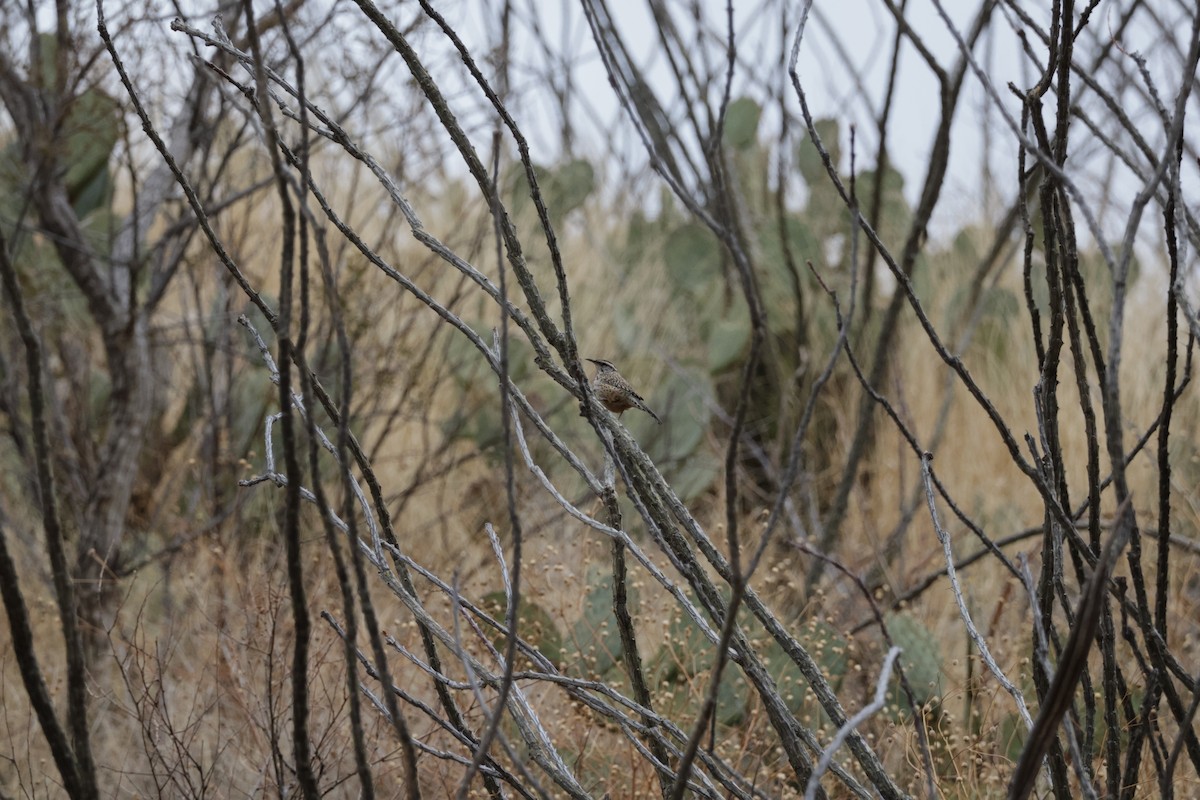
<box><xmin>436</xmin><ymin>0</ymin><xmax>1197</xmax><ymax>249</ymax></box>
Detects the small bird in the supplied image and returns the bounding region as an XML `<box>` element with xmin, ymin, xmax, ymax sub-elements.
<box><xmin>585</xmin><ymin>358</ymin><xmax>662</xmax><ymax>424</ymax></box>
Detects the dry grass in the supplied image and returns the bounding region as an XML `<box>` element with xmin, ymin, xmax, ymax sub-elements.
<box><xmin>2</xmin><ymin>172</ymin><xmax>1198</xmax><ymax>799</ymax></box>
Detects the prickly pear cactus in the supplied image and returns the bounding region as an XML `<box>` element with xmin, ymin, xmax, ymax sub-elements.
<box><xmin>481</xmin><ymin>591</ymin><xmax>565</xmax><ymax>669</ymax></box>
<box><xmin>563</xmin><ymin>568</ymin><xmax>634</xmax><ymax>679</ymax></box>
<box><xmin>885</xmin><ymin>611</ymin><xmax>944</xmax><ymax>711</ymax></box>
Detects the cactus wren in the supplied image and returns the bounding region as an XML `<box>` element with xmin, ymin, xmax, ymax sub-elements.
<box><xmin>586</xmin><ymin>358</ymin><xmax>662</xmax><ymax>424</ymax></box>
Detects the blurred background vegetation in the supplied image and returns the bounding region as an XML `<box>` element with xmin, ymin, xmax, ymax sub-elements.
<box><xmin>1</xmin><ymin>1</ymin><xmax>1199</xmax><ymax>798</ymax></box>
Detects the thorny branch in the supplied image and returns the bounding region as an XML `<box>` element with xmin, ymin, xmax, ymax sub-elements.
<box><xmin>0</xmin><ymin>1</ymin><xmax>1192</xmax><ymax>797</ymax></box>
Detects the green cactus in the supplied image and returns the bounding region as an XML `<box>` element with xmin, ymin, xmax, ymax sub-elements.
<box><xmin>885</xmin><ymin>612</ymin><xmax>944</xmax><ymax>712</ymax></box>
<box><xmin>650</xmin><ymin>606</ymin><xmax>749</xmax><ymax>727</ymax></box>
<box><xmin>999</xmin><ymin>713</ymin><xmax>1027</xmax><ymax>764</ymax></box>
<box><xmin>664</xmin><ymin>222</ymin><xmax>722</xmax><ymax>291</ymax></box>
<box><xmin>481</xmin><ymin>591</ymin><xmax>565</xmax><ymax>669</ymax></box>
<box><xmin>563</xmin><ymin>567</ymin><xmax>634</xmax><ymax>678</ymax></box>
<box><xmin>19</xmin><ymin>33</ymin><xmax>122</xmax><ymax>220</ymax></box>
<box><xmin>62</xmin><ymin>88</ymin><xmax>121</xmax><ymax>218</ymax></box>
<box><xmin>507</xmin><ymin>157</ymin><xmax>595</xmax><ymax>226</ymax></box>
<box><xmin>944</xmin><ymin>279</ymin><xmax>1020</xmax><ymax>364</ymax></box>
<box><xmin>669</xmin><ymin>455</ymin><xmax>723</xmax><ymax>504</ymax></box>
<box><xmin>548</xmin><ymin>158</ymin><xmax>596</xmax><ymax>218</ymax></box>
<box><xmin>757</xmin><ymin>619</ymin><xmax>850</xmax><ymax>717</ymax></box>
<box><xmin>0</xmin><ymin>34</ymin><xmax>123</xmax><ymax>334</ymax></box>
<box><xmin>651</xmin><ymin>366</ymin><xmax>711</xmax><ymax>455</ymax></box>
<box><xmin>796</xmin><ymin>118</ymin><xmax>841</xmax><ymax>185</ymax></box>
<box><xmin>722</xmin><ymin>97</ymin><xmax>762</xmax><ymax>150</ymax></box>
<box><xmin>707</xmin><ymin>311</ymin><xmax>751</xmax><ymax>372</ymax></box>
